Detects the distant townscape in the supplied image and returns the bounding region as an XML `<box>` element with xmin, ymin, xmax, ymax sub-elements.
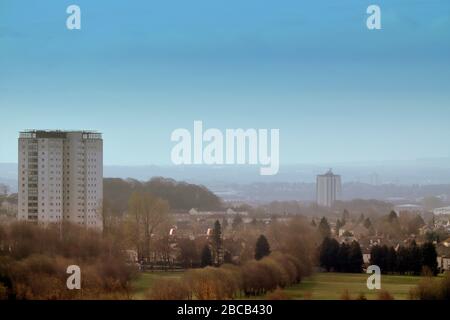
<box><xmin>0</xmin><ymin>130</ymin><xmax>449</xmax><ymax>300</ymax></box>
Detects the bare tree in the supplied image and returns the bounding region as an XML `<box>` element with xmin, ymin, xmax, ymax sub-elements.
<box><xmin>127</xmin><ymin>192</ymin><xmax>169</xmax><ymax>263</ymax></box>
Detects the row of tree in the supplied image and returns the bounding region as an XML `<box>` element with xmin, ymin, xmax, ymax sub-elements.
<box><xmin>147</xmin><ymin>219</ymin><xmax>318</xmax><ymax>300</ymax></box>
<box><xmin>201</xmin><ymin>233</ymin><xmax>271</xmax><ymax>267</ymax></box>
<box><xmin>318</xmin><ymin>238</ymin><xmax>364</xmax><ymax>273</ymax></box>
<box><xmin>370</xmin><ymin>241</ymin><xmax>438</xmax><ymax>275</ymax></box>
<box><xmin>148</xmin><ymin>251</ymin><xmax>306</xmax><ymax>300</ymax></box>
<box><xmin>104</xmin><ymin>177</ymin><xmax>222</xmax><ymax>215</ymax></box>
<box><xmin>0</xmin><ymin>222</ymin><xmax>134</xmax><ymax>299</ymax></box>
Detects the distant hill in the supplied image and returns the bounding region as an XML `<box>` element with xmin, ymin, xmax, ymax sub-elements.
<box><xmin>104</xmin><ymin>177</ymin><xmax>222</xmax><ymax>214</ymax></box>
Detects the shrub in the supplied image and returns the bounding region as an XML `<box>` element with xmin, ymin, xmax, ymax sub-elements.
<box><xmin>340</xmin><ymin>289</ymin><xmax>351</xmax><ymax>300</ymax></box>
<box><xmin>147</xmin><ymin>278</ymin><xmax>190</xmax><ymax>300</ymax></box>
<box><xmin>259</xmin><ymin>257</ymin><xmax>287</xmax><ymax>289</ymax></box>
<box><xmin>270</xmin><ymin>252</ymin><xmax>299</xmax><ymax>286</ymax></box>
<box><xmin>302</xmin><ymin>291</ymin><xmax>312</xmax><ymax>300</ymax></box>
<box><xmin>377</xmin><ymin>290</ymin><xmax>394</xmax><ymax>300</ymax></box>
<box><xmin>184</xmin><ymin>267</ymin><xmax>240</xmax><ymax>300</ymax></box>
<box><xmin>0</xmin><ymin>222</ymin><xmax>135</xmax><ymax>300</ymax></box>
<box><xmin>410</xmin><ymin>272</ymin><xmax>450</xmax><ymax>300</ymax></box>
<box><xmin>356</xmin><ymin>293</ymin><xmax>367</xmax><ymax>300</ymax></box>
<box><xmin>266</xmin><ymin>287</ymin><xmax>290</xmax><ymax>300</ymax></box>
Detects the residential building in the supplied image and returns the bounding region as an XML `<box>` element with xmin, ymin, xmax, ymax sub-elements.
<box><xmin>434</xmin><ymin>206</ymin><xmax>450</xmax><ymax>216</ymax></box>
<box><xmin>18</xmin><ymin>130</ymin><xmax>103</xmax><ymax>229</ymax></box>
<box><xmin>316</xmin><ymin>169</ymin><xmax>341</xmax><ymax>207</ymax></box>
<box><xmin>394</xmin><ymin>204</ymin><xmax>424</xmax><ymax>215</ymax></box>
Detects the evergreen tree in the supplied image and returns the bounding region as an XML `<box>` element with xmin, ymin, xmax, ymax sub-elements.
<box><xmin>386</xmin><ymin>247</ymin><xmax>398</xmax><ymax>273</ymax></box>
<box><xmin>255</xmin><ymin>235</ymin><xmax>271</xmax><ymax>260</ymax></box>
<box><xmin>409</xmin><ymin>240</ymin><xmax>422</xmax><ymax>275</ymax></box>
<box><xmin>397</xmin><ymin>246</ymin><xmax>410</xmax><ymax>274</ymax></box>
<box><xmin>388</xmin><ymin>211</ymin><xmax>398</xmax><ymax>224</ymax></box>
<box><xmin>348</xmin><ymin>241</ymin><xmax>364</xmax><ymax>273</ymax></box>
<box><xmin>318</xmin><ymin>217</ymin><xmax>331</xmax><ymax>238</ymax></box>
<box><xmin>319</xmin><ymin>237</ymin><xmax>340</xmax><ymax>271</ymax></box>
<box><xmin>363</xmin><ymin>217</ymin><xmax>372</xmax><ymax>229</ymax></box>
<box><xmin>421</xmin><ymin>242</ymin><xmax>438</xmax><ymax>275</ymax></box>
<box><xmin>370</xmin><ymin>245</ymin><xmax>389</xmax><ymax>273</ymax></box>
<box><xmin>425</xmin><ymin>231</ymin><xmax>440</xmax><ymax>243</ymax></box>
<box><xmin>337</xmin><ymin>242</ymin><xmax>351</xmax><ymax>272</ymax></box>
<box><xmin>200</xmin><ymin>245</ymin><xmax>212</xmax><ymax>267</ymax></box>
<box><xmin>211</xmin><ymin>220</ymin><xmax>223</xmax><ymax>266</ymax></box>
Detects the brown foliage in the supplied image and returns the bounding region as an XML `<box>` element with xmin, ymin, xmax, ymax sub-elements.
<box><xmin>356</xmin><ymin>293</ymin><xmax>367</xmax><ymax>300</ymax></box>
<box><xmin>184</xmin><ymin>267</ymin><xmax>239</xmax><ymax>300</ymax></box>
<box><xmin>377</xmin><ymin>290</ymin><xmax>394</xmax><ymax>300</ymax></box>
<box><xmin>266</xmin><ymin>287</ymin><xmax>290</xmax><ymax>300</ymax></box>
<box><xmin>267</xmin><ymin>217</ymin><xmax>317</xmax><ymax>276</ymax></box>
<box><xmin>340</xmin><ymin>289</ymin><xmax>351</xmax><ymax>300</ymax></box>
<box><xmin>147</xmin><ymin>278</ymin><xmax>190</xmax><ymax>300</ymax></box>
<box><xmin>409</xmin><ymin>273</ymin><xmax>450</xmax><ymax>300</ymax></box>
<box><xmin>0</xmin><ymin>222</ymin><xmax>135</xmax><ymax>300</ymax></box>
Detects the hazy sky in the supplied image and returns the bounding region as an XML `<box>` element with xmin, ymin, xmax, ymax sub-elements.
<box><xmin>1</xmin><ymin>0</ymin><xmax>449</xmax><ymax>165</ymax></box>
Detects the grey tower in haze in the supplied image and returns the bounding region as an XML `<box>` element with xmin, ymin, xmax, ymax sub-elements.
<box><xmin>316</xmin><ymin>169</ymin><xmax>341</xmax><ymax>207</ymax></box>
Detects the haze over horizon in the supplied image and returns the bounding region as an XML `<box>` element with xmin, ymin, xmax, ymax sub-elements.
<box><xmin>2</xmin><ymin>158</ymin><xmax>450</xmax><ymax>189</ymax></box>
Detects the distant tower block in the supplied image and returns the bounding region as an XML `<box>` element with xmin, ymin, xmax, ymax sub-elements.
<box><xmin>316</xmin><ymin>169</ymin><xmax>342</xmax><ymax>207</ymax></box>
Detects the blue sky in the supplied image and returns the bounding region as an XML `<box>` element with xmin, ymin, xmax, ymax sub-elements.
<box><xmin>0</xmin><ymin>0</ymin><xmax>449</xmax><ymax>165</ymax></box>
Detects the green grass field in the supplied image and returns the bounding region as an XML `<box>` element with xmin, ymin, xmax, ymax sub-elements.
<box><xmin>281</xmin><ymin>272</ymin><xmax>422</xmax><ymax>300</ymax></box>
<box><xmin>131</xmin><ymin>271</ymin><xmax>184</xmax><ymax>300</ymax></box>
<box><xmin>131</xmin><ymin>271</ymin><xmax>423</xmax><ymax>300</ymax></box>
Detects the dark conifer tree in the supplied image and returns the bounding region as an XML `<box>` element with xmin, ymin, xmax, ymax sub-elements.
<box><xmin>318</xmin><ymin>217</ymin><xmax>331</xmax><ymax>239</ymax></box>
<box><xmin>348</xmin><ymin>241</ymin><xmax>364</xmax><ymax>273</ymax></box>
<box><xmin>319</xmin><ymin>237</ymin><xmax>340</xmax><ymax>272</ymax></box>
<box><xmin>200</xmin><ymin>245</ymin><xmax>212</xmax><ymax>268</ymax></box>
<box><xmin>386</xmin><ymin>247</ymin><xmax>398</xmax><ymax>273</ymax></box>
<box><xmin>396</xmin><ymin>246</ymin><xmax>410</xmax><ymax>274</ymax></box>
<box><xmin>255</xmin><ymin>235</ymin><xmax>271</xmax><ymax>260</ymax></box>
<box><xmin>337</xmin><ymin>242</ymin><xmax>351</xmax><ymax>272</ymax></box>
<box><xmin>421</xmin><ymin>242</ymin><xmax>438</xmax><ymax>275</ymax></box>
<box><xmin>409</xmin><ymin>240</ymin><xmax>422</xmax><ymax>275</ymax></box>
<box><xmin>211</xmin><ymin>220</ymin><xmax>223</xmax><ymax>266</ymax></box>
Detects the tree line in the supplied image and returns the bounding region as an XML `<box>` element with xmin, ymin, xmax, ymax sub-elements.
<box><xmin>0</xmin><ymin>222</ymin><xmax>134</xmax><ymax>300</ymax></box>
<box><xmin>370</xmin><ymin>241</ymin><xmax>438</xmax><ymax>275</ymax></box>
<box><xmin>149</xmin><ymin>252</ymin><xmax>307</xmax><ymax>299</ymax></box>
<box><xmin>147</xmin><ymin>218</ymin><xmax>317</xmax><ymax>299</ymax></box>
<box><xmin>318</xmin><ymin>237</ymin><xmax>364</xmax><ymax>273</ymax></box>
<box><xmin>103</xmin><ymin>177</ymin><xmax>222</xmax><ymax>215</ymax></box>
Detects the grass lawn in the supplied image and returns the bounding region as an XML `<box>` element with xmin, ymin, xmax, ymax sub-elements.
<box><xmin>282</xmin><ymin>272</ymin><xmax>422</xmax><ymax>300</ymax></box>
<box><xmin>131</xmin><ymin>271</ymin><xmax>423</xmax><ymax>300</ymax></box>
<box><xmin>131</xmin><ymin>271</ymin><xmax>184</xmax><ymax>300</ymax></box>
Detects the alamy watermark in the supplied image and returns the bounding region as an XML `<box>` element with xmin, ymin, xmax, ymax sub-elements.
<box><xmin>367</xmin><ymin>5</ymin><xmax>381</xmax><ymax>30</ymax></box>
<box><xmin>366</xmin><ymin>265</ymin><xmax>381</xmax><ymax>290</ymax></box>
<box><xmin>170</xmin><ymin>121</ymin><xmax>280</xmax><ymax>175</ymax></box>
<box><xmin>66</xmin><ymin>5</ymin><xmax>81</xmax><ymax>30</ymax></box>
<box><xmin>66</xmin><ymin>4</ymin><xmax>380</xmax><ymax>31</ymax></box>
<box><xmin>66</xmin><ymin>265</ymin><xmax>81</xmax><ymax>290</ymax></box>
